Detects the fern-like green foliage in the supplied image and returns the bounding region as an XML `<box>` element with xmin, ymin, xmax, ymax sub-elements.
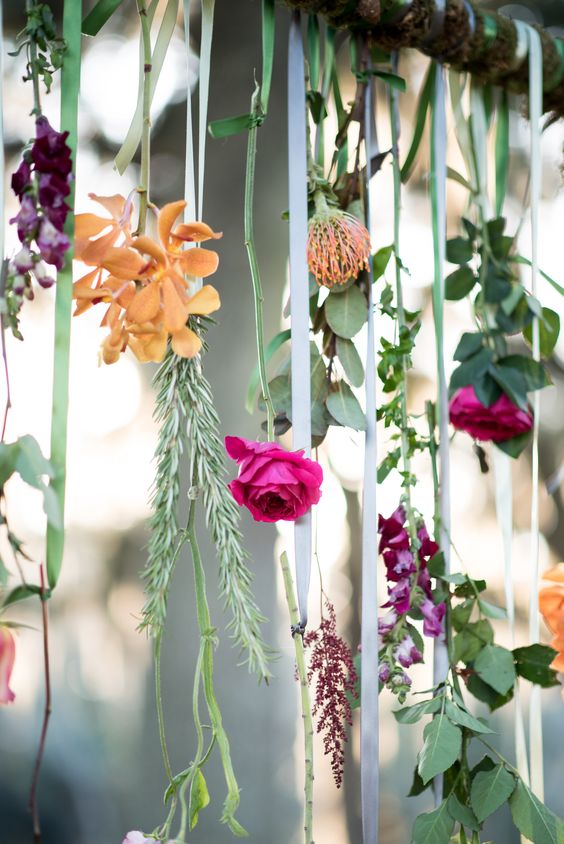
<box><xmin>141</xmin><ymin>344</ymin><xmax>272</xmax><ymax>682</ymax></box>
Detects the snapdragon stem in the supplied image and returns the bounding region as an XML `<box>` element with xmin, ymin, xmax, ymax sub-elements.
<box><xmin>28</xmin><ymin>565</ymin><xmax>51</xmax><ymax>844</ymax></box>
<box><xmin>389</xmin><ymin>76</ymin><xmax>417</xmax><ymax>546</ymax></box>
<box><xmin>244</xmin><ymin>83</ymin><xmax>275</xmax><ymax>441</ymax></box>
<box><xmin>25</xmin><ymin>0</ymin><xmax>42</xmax><ymax>116</ymax></box>
<box><xmin>136</xmin><ymin>0</ymin><xmax>152</xmax><ymax>235</ymax></box>
<box><xmin>280</xmin><ymin>552</ymin><xmax>314</xmax><ymax>844</ymax></box>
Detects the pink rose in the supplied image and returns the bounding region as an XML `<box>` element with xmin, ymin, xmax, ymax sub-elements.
<box><xmin>0</xmin><ymin>626</ymin><xmax>16</xmax><ymax>705</ymax></box>
<box><xmin>225</xmin><ymin>436</ymin><xmax>323</xmax><ymax>523</ymax></box>
<box><xmin>449</xmin><ymin>385</ymin><xmax>533</xmax><ymax>443</ymax></box>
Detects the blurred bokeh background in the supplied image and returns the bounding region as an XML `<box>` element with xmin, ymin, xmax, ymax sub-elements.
<box><xmin>1</xmin><ymin>1</ymin><xmax>564</xmax><ymax>842</ymax></box>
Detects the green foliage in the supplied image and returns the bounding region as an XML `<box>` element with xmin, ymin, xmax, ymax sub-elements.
<box><xmin>12</xmin><ymin>2</ymin><xmax>66</xmax><ymax>100</ymax></box>
<box><xmin>412</xmin><ymin>800</ymin><xmax>454</xmax><ymax>844</ymax></box>
<box><xmin>509</xmin><ymin>780</ymin><xmax>564</xmax><ymax>844</ymax></box>
<box><xmin>324</xmin><ymin>284</ymin><xmax>367</xmax><ymax>338</ymax></box>
<box><xmin>474</xmin><ymin>645</ymin><xmax>516</xmax><ymax>695</ymax></box>
<box><xmin>0</xmin><ymin>436</ymin><xmax>60</xmax><ymax>530</ymax></box>
<box><xmin>418</xmin><ymin>715</ymin><xmax>462</xmax><ymax>785</ymax></box>
<box><xmin>513</xmin><ymin>644</ymin><xmax>560</xmax><ymax>687</ymax></box>
<box><xmin>190</xmin><ymin>769</ymin><xmax>211</xmax><ymax>830</ymax></box>
<box><xmin>470</xmin><ymin>764</ymin><xmax>516</xmax><ymax>822</ymax></box>
<box><xmin>326</xmin><ymin>383</ymin><xmax>366</xmax><ymax>430</ymax></box>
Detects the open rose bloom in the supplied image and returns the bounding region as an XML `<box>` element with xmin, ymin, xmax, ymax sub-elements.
<box><xmin>225</xmin><ymin>436</ymin><xmax>323</xmax><ymax>522</ymax></box>
<box><xmin>449</xmin><ymin>385</ymin><xmax>533</xmax><ymax>444</ymax></box>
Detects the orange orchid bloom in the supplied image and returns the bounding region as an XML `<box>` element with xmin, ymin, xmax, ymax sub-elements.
<box><xmin>74</xmin><ymin>193</ymin><xmax>134</xmax><ymax>265</ymax></box>
<box><xmin>539</xmin><ymin>563</ymin><xmax>564</xmax><ymax>678</ymax></box>
<box><xmin>72</xmin><ymin>196</ymin><xmax>222</xmax><ymax>364</ymax></box>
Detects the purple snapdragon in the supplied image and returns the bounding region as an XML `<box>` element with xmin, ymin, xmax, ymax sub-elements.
<box><xmin>377</xmin><ymin>505</ymin><xmax>446</xmax><ymax>701</ymax></box>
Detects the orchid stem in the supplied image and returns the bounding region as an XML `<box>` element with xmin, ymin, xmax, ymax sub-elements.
<box><xmin>136</xmin><ymin>0</ymin><xmax>152</xmax><ymax>236</ymax></box>
<box><xmin>244</xmin><ymin>82</ymin><xmax>275</xmax><ymax>441</ymax></box>
<box><xmin>280</xmin><ymin>552</ymin><xmax>314</xmax><ymax>844</ymax></box>
<box><xmin>28</xmin><ymin>565</ymin><xmax>52</xmax><ymax>844</ymax></box>
<box><xmin>154</xmin><ymin>630</ymin><xmax>175</xmax><ymax>788</ymax></box>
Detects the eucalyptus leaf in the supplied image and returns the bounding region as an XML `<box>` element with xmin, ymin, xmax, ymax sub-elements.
<box><xmin>470</xmin><ymin>764</ymin><xmax>516</xmax><ymax>823</ymax></box>
<box><xmin>326</xmin><ymin>383</ymin><xmax>366</xmax><ymax>431</ymax></box>
<box><xmin>335</xmin><ymin>337</ymin><xmax>364</xmax><ymax>387</ymax></box>
<box><xmin>372</xmin><ymin>245</ymin><xmax>393</xmax><ymax>281</ymax></box>
<box><xmin>324</xmin><ymin>285</ymin><xmax>367</xmax><ymax>339</ymax></box>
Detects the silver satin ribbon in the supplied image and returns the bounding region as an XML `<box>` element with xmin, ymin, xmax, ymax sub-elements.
<box><xmin>288</xmin><ymin>13</ymin><xmax>312</xmax><ymax>631</ymax></box>
<box><xmin>430</xmin><ymin>62</ymin><xmax>451</xmax><ymax>805</ymax></box>
<box><xmin>183</xmin><ymin>0</ymin><xmax>196</xmax><ymax>218</ymax></box>
<box><xmin>361</xmin><ymin>75</ymin><xmax>380</xmax><ymax>844</ymax></box>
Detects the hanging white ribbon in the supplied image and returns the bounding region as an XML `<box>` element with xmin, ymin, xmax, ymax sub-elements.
<box><xmin>287</xmin><ymin>13</ymin><xmax>312</xmax><ymax>630</ymax></box>
<box><xmin>197</xmin><ymin>0</ymin><xmax>215</xmax><ymax>223</ymax></box>
<box><xmin>361</xmin><ymin>75</ymin><xmax>380</xmax><ymax>844</ymax></box>
<box><xmin>183</xmin><ymin>0</ymin><xmax>196</xmax><ymax>218</ymax></box>
<box><xmin>518</xmin><ymin>19</ymin><xmax>544</xmax><ymax>802</ymax></box>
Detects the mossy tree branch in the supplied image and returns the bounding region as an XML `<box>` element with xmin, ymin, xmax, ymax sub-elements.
<box><xmin>280</xmin><ymin>0</ymin><xmax>564</xmax><ymax>116</ymax></box>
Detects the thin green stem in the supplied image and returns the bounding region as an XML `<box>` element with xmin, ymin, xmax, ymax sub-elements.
<box><xmin>136</xmin><ymin>0</ymin><xmax>152</xmax><ymax>235</ymax></box>
<box><xmin>477</xmin><ymin>736</ymin><xmax>520</xmax><ymax>776</ymax></box>
<box><xmin>280</xmin><ymin>552</ymin><xmax>314</xmax><ymax>844</ymax></box>
<box><xmin>187</xmin><ymin>479</ymin><xmax>245</xmax><ymax>836</ymax></box>
<box><xmin>154</xmin><ymin>630</ymin><xmax>176</xmax><ymax>788</ymax></box>
<box><xmin>244</xmin><ymin>83</ymin><xmax>275</xmax><ymax>441</ymax></box>
<box><xmin>389</xmin><ymin>79</ymin><xmax>417</xmax><ymax>545</ymax></box>
<box><xmin>26</xmin><ymin>0</ymin><xmax>42</xmax><ymax>116</ymax></box>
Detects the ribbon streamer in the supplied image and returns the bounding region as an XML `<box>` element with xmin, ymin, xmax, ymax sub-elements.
<box><xmin>197</xmin><ymin>0</ymin><xmax>215</xmax><ymax>223</ymax></box>
<box><xmin>521</xmin><ymin>20</ymin><xmax>544</xmax><ymax>802</ymax></box>
<box><xmin>287</xmin><ymin>13</ymin><xmax>312</xmax><ymax>630</ymax></box>
<box><xmin>430</xmin><ymin>62</ymin><xmax>450</xmax><ymax>803</ymax></box>
<box><xmin>361</xmin><ymin>74</ymin><xmax>380</xmax><ymax>844</ymax></box>
<box><xmin>183</xmin><ymin>0</ymin><xmax>196</xmax><ymax>219</ymax></box>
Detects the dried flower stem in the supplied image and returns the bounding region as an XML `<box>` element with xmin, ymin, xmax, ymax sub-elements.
<box><xmin>244</xmin><ymin>82</ymin><xmax>275</xmax><ymax>441</ymax></box>
<box><xmin>280</xmin><ymin>552</ymin><xmax>314</xmax><ymax>844</ymax></box>
<box><xmin>135</xmin><ymin>0</ymin><xmax>152</xmax><ymax>235</ymax></box>
<box><xmin>28</xmin><ymin>565</ymin><xmax>51</xmax><ymax>844</ymax></box>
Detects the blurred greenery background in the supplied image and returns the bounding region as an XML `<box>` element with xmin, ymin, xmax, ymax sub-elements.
<box><xmin>1</xmin><ymin>1</ymin><xmax>564</xmax><ymax>842</ymax></box>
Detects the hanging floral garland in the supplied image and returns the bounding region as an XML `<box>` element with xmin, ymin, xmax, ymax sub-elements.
<box><xmin>1</xmin><ymin>2</ymin><xmax>564</xmax><ymax>844</ymax></box>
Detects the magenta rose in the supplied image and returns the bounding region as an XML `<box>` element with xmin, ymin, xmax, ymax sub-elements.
<box><xmin>449</xmin><ymin>385</ymin><xmax>533</xmax><ymax>443</ymax></box>
<box><xmin>225</xmin><ymin>436</ymin><xmax>323</xmax><ymax>523</ymax></box>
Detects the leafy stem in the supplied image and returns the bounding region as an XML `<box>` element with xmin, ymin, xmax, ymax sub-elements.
<box><xmin>25</xmin><ymin>0</ymin><xmax>43</xmax><ymax>116</ymax></box>
<box><xmin>135</xmin><ymin>0</ymin><xmax>152</xmax><ymax>235</ymax></box>
<box><xmin>279</xmin><ymin>552</ymin><xmax>314</xmax><ymax>844</ymax></box>
<box><xmin>28</xmin><ymin>564</ymin><xmax>51</xmax><ymax>844</ymax></box>
<box><xmin>244</xmin><ymin>82</ymin><xmax>275</xmax><ymax>441</ymax></box>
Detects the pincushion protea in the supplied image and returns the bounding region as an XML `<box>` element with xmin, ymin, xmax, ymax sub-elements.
<box><xmin>307</xmin><ymin>192</ymin><xmax>371</xmax><ymax>288</ymax></box>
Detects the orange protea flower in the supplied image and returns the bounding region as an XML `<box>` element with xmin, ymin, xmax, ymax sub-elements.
<box><xmin>307</xmin><ymin>192</ymin><xmax>371</xmax><ymax>288</ymax></box>
<box><xmin>539</xmin><ymin>563</ymin><xmax>564</xmax><ymax>675</ymax></box>
<box><xmin>72</xmin><ymin>196</ymin><xmax>222</xmax><ymax>364</ymax></box>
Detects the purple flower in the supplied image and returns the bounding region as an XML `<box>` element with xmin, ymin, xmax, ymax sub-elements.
<box><xmin>13</xmin><ymin>245</ymin><xmax>34</xmax><ymax>273</ymax></box>
<box><xmin>378</xmin><ymin>506</ymin><xmax>410</xmax><ymax>553</ymax></box>
<box><xmin>11</xmin><ymin>159</ymin><xmax>31</xmax><ymax>198</ymax></box>
<box><xmin>37</xmin><ymin>219</ymin><xmax>70</xmax><ymax>269</ymax></box>
<box><xmin>31</xmin><ymin>116</ymin><xmax>72</xmax><ymax>176</ymax></box>
<box><xmin>34</xmin><ymin>261</ymin><xmax>56</xmax><ymax>289</ymax></box>
<box><xmin>378</xmin><ymin>662</ymin><xmax>391</xmax><ymax>683</ymax></box>
<box><xmin>391</xmin><ymin>670</ymin><xmax>412</xmax><ymax>689</ymax></box>
<box><xmin>395</xmin><ymin>634</ymin><xmax>423</xmax><ymax>668</ymax></box>
<box><xmin>10</xmin><ymin>196</ymin><xmax>39</xmax><ymax>242</ymax></box>
<box><xmin>38</xmin><ymin>173</ymin><xmax>70</xmax><ymax>230</ymax></box>
<box><xmin>384</xmin><ymin>578</ymin><xmax>411</xmax><ymax>614</ymax></box>
<box><xmin>421</xmin><ymin>598</ymin><xmax>446</xmax><ymax>638</ymax></box>
<box><xmin>417</xmin><ymin>566</ymin><xmax>432</xmax><ymax>597</ymax></box>
<box><xmin>383</xmin><ymin>548</ymin><xmax>416</xmax><ymax>582</ymax></box>
<box><xmin>418</xmin><ymin>524</ymin><xmax>439</xmax><ymax>561</ymax></box>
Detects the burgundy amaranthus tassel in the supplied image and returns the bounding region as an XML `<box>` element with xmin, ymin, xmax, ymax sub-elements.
<box><xmin>304</xmin><ymin>598</ymin><xmax>358</xmax><ymax>788</ymax></box>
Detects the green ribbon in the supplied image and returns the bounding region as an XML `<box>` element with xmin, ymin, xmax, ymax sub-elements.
<box><xmin>46</xmin><ymin>0</ymin><xmax>82</xmax><ymax>588</ymax></box>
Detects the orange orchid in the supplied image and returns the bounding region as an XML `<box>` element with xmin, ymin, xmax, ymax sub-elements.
<box><xmin>74</xmin><ymin>192</ymin><xmax>134</xmax><ymax>265</ymax></box>
<box><xmin>539</xmin><ymin>563</ymin><xmax>564</xmax><ymax>675</ymax></box>
<box><xmin>72</xmin><ymin>196</ymin><xmax>222</xmax><ymax>364</ymax></box>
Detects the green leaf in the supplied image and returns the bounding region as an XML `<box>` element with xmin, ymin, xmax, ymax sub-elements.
<box><xmin>454</xmin><ymin>579</ymin><xmax>486</xmax><ymax>598</ymax></box>
<box><xmin>447</xmin><ymin>167</ymin><xmax>472</xmax><ymax>192</ymax></box>
<box><xmin>82</xmin><ymin>0</ymin><xmax>124</xmax><ymax>36</ymax></box>
<box><xmin>306</xmin><ymin>90</ymin><xmax>327</xmax><ymax>123</ymax></box>
<box><xmin>401</xmin><ymin>63</ymin><xmax>435</xmax><ymax>184</ymax></box>
<box><xmin>498</xmin><ymin>354</ymin><xmax>551</xmax><ymax>393</ymax></box>
<box><xmin>488</xmin><ymin>363</ymin><xmax>528</xmax><ymax>411</ymax></box>
<box><xmin>509</xmin><ymin>779</ymin><xmax>564</xmax><ymax>844</ymax></box>
<box><xmin>513</xmin><ymin>643</ymin><xmax>560</xmax><ymax>687</ymax></box>
<box><xmin>478</xmin><ymin>599</ymin><xmax>507</xmax><ymax>620</ymax></box>
<box><xmin>451</xmin><ymin>600</ymin><xmax>474</xmax><ymax>631</ymax></box>
<box><xmin>394</xmin><ymin>696</ymin><xmax>443</xmax><ymax>725</ymax></box>
<box><xmin>372</xmin><ymin>245</ymin><xmax>393</xmax><ymax>281</ymax></box>
<box><xmin>335</xmin><ymin>337</ymin><xmax>364</xmax><ymax>387</ymax></box>
<box><xmin>427</xmin><ymin>552</ymin><xmax>446</xmax><ymax>577</ymax></box>
<box><xmin>245</xmin><ymin>329</ymin><xmax>291</xmax><ymax>413</ymax></box>
<box><xmin>447</xmin><ymin>794</ymin><xmax>480</xmax><ymax>832</ymax></box>
<box><xmin>412</xmin><ymin>800</ymin><xmax>455</xmax><ymax>844</ymax></box>
<box><xmin>260</xmin><ymin>375</ymin><xmax>291</xmax><ymax>415</ymax></box>
<box><xmin>15</xmin><ymin>435</ymin><xmax>55</xmax><ymax>488</ymax></box>
<box><xmin>449</xmin><ymin>348</ymin><xmax>494</xmax><ymax>396</ymax></box>
<box><xmin>370</xmin><ymin>69</ymin><xmax>406</xmax><ymax>91</ymax></box>
<box><xmin>465</xmin><ymin>674</ymin><xmax>514</xmax><ymax>711</ymax></box>
<box><xmin>445</xmin><ymin>267</ymin><xmax>476</xmax><ymax>300</ymax></box>
<box><xmin>0</xmin><ymin>442</ymin><xmax>17</xmax><ymax>486</ymax></box>
<box><xmin>324</xmin><ymin>285</ymin><xmax>367</xmax><ymax>339</ymax></box>
<box><xmin>408</xmin><ymin>766</ymin><xmax>431</xmax><ymax>797</ymax></box>
<box><xmin>446</xmin><ymin>237</ymin><xmax>473</xmax><ymax>264</ymax></box>
<box><xmin>0</xmin><ymin>555</ymin><xmax>9</xmax><ymax>586</ymax></box>
<box><xmin>453</xmin><ymin>333</ymin><xmax>484</xmax><ymax>362</ymax></box>
<box><xmin>445</xmin><ymin>699</ymin><xmax>495</xmax><ymax>735</ymax></box>
<box><xmin>326</xmin><ymin>383</ymin><xmax>366</xmax><ymax>431</ymax></box>
<box><xmin>474</xmin><ymin>645</ymin><xmax>516</xmax><ymax>695</ymax></box>
<box><xmin>483</xmin><ymin>264</ymin><xmax>512</xmax><ymax>304</ymax></box>
<box><xmin>453</xmin><ymin>620</ymin><xmax>493</xmax><ymax>663</ymax></box>
<box><xmin>473</xmin><ymin>374</ymin><xmax>502</xmax><ymax>408</ymax></box>
<box><xmin>418</xmin><ymin>714</ymin><xmax>462</xmax><ymax>784</ymax></box>
<box><xmin>208</xmin><ymin>113</ymin><xmax>256</xmax><ymax>139</ymax></box>
<box><xmin>495</xmin><ymin>430</ymin><xmax>532</xmax><ymax>459</ymax></box>
<box><xmin>523</xmin><ymin>307</ymin><xmax>560</xmax><ymax>359</ymax></box>
<box><xmin>1</xmin><ymin>584</ymin><xmax>45</xmax><ymax>608</ymax></box>
<box><xmin>470</xmin><ymin>764</ymin><xmax>516</xmax><ymax>823</ymax></box>
<box><xmin>189</xmin><ymin>769</ymin><xmax>211</xmax><ymax>830</ymax></box>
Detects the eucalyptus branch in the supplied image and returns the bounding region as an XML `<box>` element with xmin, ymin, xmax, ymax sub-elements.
<box><xmin>135</xmin><ymin>0</ymin><xmax>152</xmax><ymax>235</ymax></box>
<box><xmin>244</xmin><ymin>83</ymin><xmax>275</xmax><ymax>441</ymax></box>
<box><xmin>280</xmin><ymin>552</ymin><xmax>314</xmax><ymax>844</ymax></box>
